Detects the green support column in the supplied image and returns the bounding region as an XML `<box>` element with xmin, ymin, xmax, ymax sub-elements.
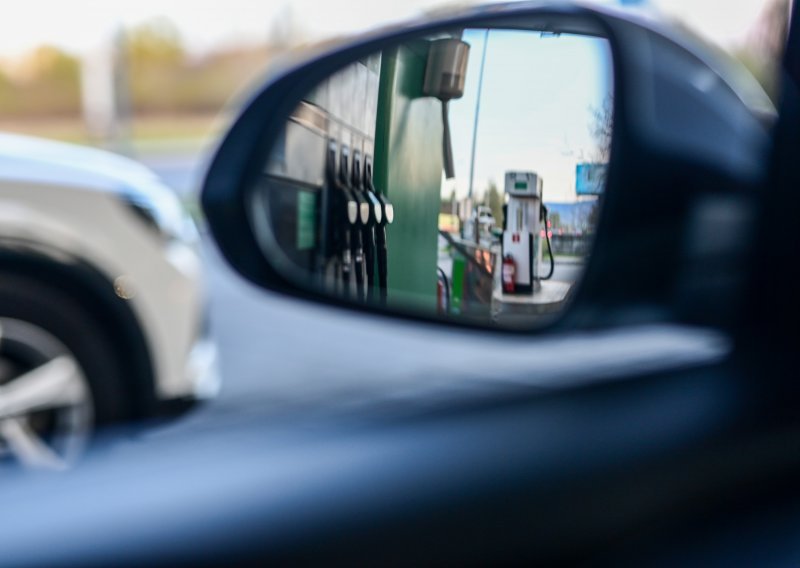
<box><xmin>373</xmin><ymin>41</ymin><xmax>444</xmax><ymax>312</ymax></box>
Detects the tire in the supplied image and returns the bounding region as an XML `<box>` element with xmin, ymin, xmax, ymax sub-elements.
<box><xmin>0</xmin><ymin>274</ymin><xmax>130</xmax><ymax>468</ymax></box>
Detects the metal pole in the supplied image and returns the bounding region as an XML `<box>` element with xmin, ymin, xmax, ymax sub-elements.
<box><xmin>467</xmin><ymin>30</ymin><xmax>489</xmax><ymax>244</ymax></box>
<box><xmin>467</xmin><ymin>29</ymin><xmax>489</xmax><ymax>201</ymax></box>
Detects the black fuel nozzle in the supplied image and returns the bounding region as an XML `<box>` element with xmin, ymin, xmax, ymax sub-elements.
<box><xmin>363</xmin><ymin>156</ymin><xmax>393</xmax><ymax>305</ymax></box>
<box><xmin>363</xmin><ymin>156</ymin><xmax>393</xmax><ymax>227</ymax></box>
<box><xmin>352</xmin><ymin>149</ymin><xmax>363</xmax><ymax>191</ymax></box>
<box><xmin>349</xmin><ymin>149</ymin><xmax>372</xmax><ymax>229</ymax></box>
<box><xmin>339</xmin><ymin>145</ymin><xmax>368</xmax><ymax>300</ymax></box>
<box><xmin>361</xmin><ymin>155</ymin><xmax>383</xmax><ymax>227</ymax></box>
<box><xmin>351</xmin><ymin>149</ymin><xmax>375</xmax><ymax>303</ymax></box>
<box><xmin>359</xmin><ymin>154</ymin><xmax>382</xmax><ymax>302</ymax></box>
<box><xmin>327</xmin><ymin>140</ymin><xmax>357</xmax><ymax>225</ymax></box>
<box><xmin>336</xmin><ymin>144</ymin><xmax>359</xmax><ymax>223</ymax></box>
<box><xmin>326</xmin><ymin>141</ymin><xmax>358</xmax><ymax>291</ymax></box>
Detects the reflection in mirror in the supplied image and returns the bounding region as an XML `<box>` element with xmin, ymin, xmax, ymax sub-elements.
<box><xmin>251</xmin><ymin>25</ymin><xmax>613</xmax><ymax>328</ymax></box>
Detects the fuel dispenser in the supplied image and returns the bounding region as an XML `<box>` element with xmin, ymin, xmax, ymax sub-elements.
<box><xmin>501</xmin><ymin>171</ymin><xmax>543</xmax><ymax>294</ymax></box>
<box><xmin>254</xmin><ymin>54</ymin><xmax>388</xmax><ymax>303</ymax></box>
<box><xmin>255</xmin><ymin>38</ymin><xmax>448</xmax><ymax>310</ymax></box>
<box><xmin>324</xmin><ymin>140</ymin><xmax>392</xmax><ymax>302</ymax></box>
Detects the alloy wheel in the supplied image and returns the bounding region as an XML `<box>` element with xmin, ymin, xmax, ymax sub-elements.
<box><xmin>0</xmin><ymin>318</ymin><xmax>92</xmax><ymax>470</ymax></box>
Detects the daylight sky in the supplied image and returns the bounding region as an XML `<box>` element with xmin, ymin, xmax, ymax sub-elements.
<box><xmin>446</xmin><ymin>29</ymin><xmax>612</xmax><ymax>202</ymax></box>
<box><xmin>0</xmin><ymin>0</ymin><xmax>775</xmax><ymax>57</ymax></box>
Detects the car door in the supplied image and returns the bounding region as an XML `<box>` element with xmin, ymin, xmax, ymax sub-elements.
<box><xmin>743</xmin><ymin>0</ymin><xmax>799</xmax><ymax>352</ymax></box>
<box><xmin>180</xmin><ymin>3</ymin><xmax>800</xmax><ymax>561</ymax></box>
<box><xmin>131</xmin><ymin>3</ymin><xmax>800</xmax><ymax>561</ymax></box>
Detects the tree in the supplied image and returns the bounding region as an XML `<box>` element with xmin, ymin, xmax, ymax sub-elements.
<box><xmin>590</xmin><ymin>95</ymin><xmax>613</xmax><ymax>164</ymax></box>
<box><xmin>574</xmin><ymin>93</ymin><xmax>614</xmax><ymax>194</ymax></box>
<box><xmin>587</xmin><ymin>200</ymin><xmax>601</xmax><ymax>233</ymax></box>
<box><xmin>125</xmin><ymin>18</ymin><xmax>185</xmax><ymax>69</ymax></box>
<box><xmin>122</xmin><ymin>18</ymin><xmax>187</xmax><ymax>114</ymax></box>
<box><xmin>24</xmin><ymin>46</ymin><xmax>81</xmax><ymax>86</ymax></box>
<box><xmin>0</xmin><ymin>45</ymin><xmax>81</xmax><ymax>117</ymax></box>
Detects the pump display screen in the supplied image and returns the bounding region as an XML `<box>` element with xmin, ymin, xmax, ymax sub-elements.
<box><xmin>506</xmin><ymin>173</ymin><xmax>541</xmax><ymax>197</ymax></box>
<box><xmin>296</xmin><ymin>191</ymin><xmax>318</xmax><ymax>251</ymax></box>
<box><xmin>262</xmin><ymin>177</ymin><xmax>319</xmax><ymax>271</ymax></box>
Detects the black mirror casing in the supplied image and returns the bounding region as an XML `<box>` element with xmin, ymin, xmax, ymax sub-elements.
<box><xmin>201</xmin><ymin>1</ymin><xmax>771</xmax><ymax>332</ymax></box>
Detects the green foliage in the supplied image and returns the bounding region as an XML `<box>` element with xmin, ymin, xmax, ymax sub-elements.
<box><xmin>126</xmin><ymin>44</ymin><xmax>269</xmax><ymax>115</ymax></box>
<box><xmin>126</xmin><ymin>18</ymin><xmax>185</xmax><ymax>69</ymax></box>
<box><xmin>28</xmin><ymin>46</ymin><xmax>81</xmax><ymax>85</ymax></box>
<box><xmin>587</xmin><ymin>200</ymin><xmax>600</xmax><ymax>232</ymax></box>
<box><xmin>590</xmin><ymin>95</ymin><xmax>613</xmax><ymax>164</ymax></box>
<box><xmin>1</xmin><ymin>16</ymin><xmax>270</xmax><ymax>123</ymax></box>
<box><xmin>120</xmin><ymin>18</ymin><xmax>270</xmax><ymax>116</ymax></box>
<box><xmin>0</xmin><ymin>45</ymin><xmax>81</xmax><ymax>118</ymax></box>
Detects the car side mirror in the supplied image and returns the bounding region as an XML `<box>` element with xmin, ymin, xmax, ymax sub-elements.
<box><xmin>201</xmin><ymin>2</ymin><xmax>772</xmax><ymax>331</ymax></box>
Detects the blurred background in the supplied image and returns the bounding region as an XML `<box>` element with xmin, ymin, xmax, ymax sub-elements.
<box><xmin>0</xmin><ymin>0</ymin><xmax>789</xmax><ymax>239</ymax></box>
<box><xmin>0</xmin><ymin>0</ymin><xmax>791</xmax><ymax>427</ymax></box>
<box><xmin>0</xmin><ymin>0</ymin><xmax>789</xmax><ymax>186</ymax></box>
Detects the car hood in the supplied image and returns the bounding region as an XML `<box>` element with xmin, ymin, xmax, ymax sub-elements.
<box><xmin>0</xmin><ymin>132</ymin><xmax>161</xmax><ymax>194</ymax></box>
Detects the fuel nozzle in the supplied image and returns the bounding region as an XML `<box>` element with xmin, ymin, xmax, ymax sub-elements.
<box><xmin>326</xmin><ymin>141</ymin><xmax>358</xmax><ymax>291</ymax></box>
<box><xmin>363</xmin><ymin>156</ymin><xmax>393</xmax><ymax>305</ymax></box>
<box><xmin>363</xmin><ymin>156</ymin><xmax>393</xmax><ymax>227</ymax></box>
<box><xmin>327</xmin><ymin>140</ymin><xmax>358</xmax><ymax>226</ymax></box>
<box><xmin>357</xmin><ymin>153</ymin><xmax>383</xmax><ymax>302</ymax></box>
<box><xmin>339</xmin><ymin>146</ymin><xmax>367</xmax><ymax>226</ymax></box>
<box><xmin>339</xmin><ymin>145</ymin><xmax>368</xmax><ymax>300</ymax></box>
<box><xmin>352</xmin><ymin>150</ymin><xmax>377</xmax><ymax>302</ymax></box>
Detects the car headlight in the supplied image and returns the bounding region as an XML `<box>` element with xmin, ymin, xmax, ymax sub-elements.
<box><xmin>121</xmin><ymin>182</ymin><xmax>199</xmax><ymax>245</ymax></box>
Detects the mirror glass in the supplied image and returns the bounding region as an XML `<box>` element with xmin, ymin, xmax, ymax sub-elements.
<box><xmin>249</xmin><ymin>25</ymin><xmax>613</xmax><ymax>328</ymax></box>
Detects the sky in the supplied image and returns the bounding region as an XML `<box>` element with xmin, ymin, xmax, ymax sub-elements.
<box><xmin>446</xmin><ymin>29</ymin><xmax>612</xmax><ymax>203</ymax></box>
<box><xmin>0</xmin><ymin>0</ymin><xmax>774</xmax><ymax>58</ymax></box>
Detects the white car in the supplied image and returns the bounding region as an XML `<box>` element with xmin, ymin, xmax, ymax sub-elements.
<box><xmin>0</xmin><ymin>133</ymin><xmax>219</xmax><ymax>469</ymax></box>
<box><xmin>463</xmin><ymin>206</ymin><xmax>496</xmax><ymax>242</ymax></box>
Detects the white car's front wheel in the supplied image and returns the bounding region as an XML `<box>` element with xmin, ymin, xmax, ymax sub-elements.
<box><xmin>0</xmin><ymin>275</ymin><xmax>128</xmax><ymax>470</ymax></box>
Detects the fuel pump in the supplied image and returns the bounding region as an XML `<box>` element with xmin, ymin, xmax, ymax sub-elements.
<box><xmin>355</xmin><ymin>151</ymin><xmax>382</xmax><ymax>302</ymax></box>
<box><xmin>264</xmin><ymin>57</ymin><xmax>382</xmax><ymax>302</ymax></box>
<box><xmin>501</xmin><ymin>171</ymin><xmax>543</xmax><ymax>295</ymax></box>
<box><xmin>364</xmin><ymin>156</ymin><xmax>393</xmax><ymax>304</ymax></box>
<box><xmin>326</xmin><ymin>141</ymin><xmax>358</xmax><ymax>295</ymax></box>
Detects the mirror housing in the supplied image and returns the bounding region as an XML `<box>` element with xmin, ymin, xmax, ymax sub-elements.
<box><xmin>201</xmin><ymin>2</ymin><xmax>772</xmax><ymax>331</ymax></box>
